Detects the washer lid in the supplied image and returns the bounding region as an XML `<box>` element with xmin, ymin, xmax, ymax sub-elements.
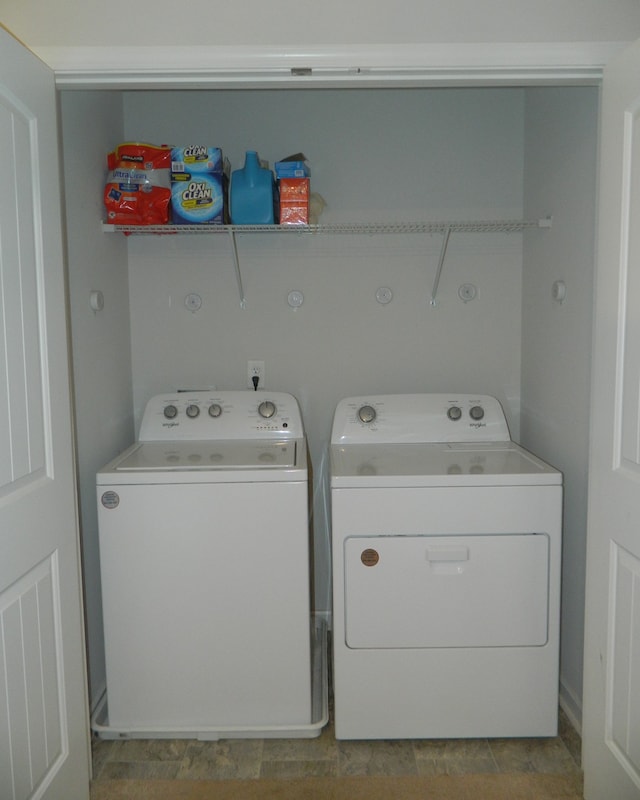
<box><xmin>330</xmin><ymin>441</ymin><xmax>561</xmax><ymax>487</ymax></box>
<box><xmin>112</xmin><ymin>440</ymin><xmax>298</xmax><ymax>471</ymax></box>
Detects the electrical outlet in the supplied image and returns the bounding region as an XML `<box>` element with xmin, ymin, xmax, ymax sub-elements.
<box><xmin>247</xmin><ymin>360</ymin><xmax>265</xmax><ymax>390</ymax></box>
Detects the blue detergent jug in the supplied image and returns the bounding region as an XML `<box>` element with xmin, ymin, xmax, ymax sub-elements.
<box><xmin>230</xmin><ymin>151</ymin><xmax>275</xmax><ymax>224</ymax></box>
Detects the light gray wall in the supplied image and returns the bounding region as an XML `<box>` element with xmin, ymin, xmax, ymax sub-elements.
<box><xmin>61</xmin><ymin>91</ymin><xmax>134</xmax><ymax>708</ymax></box>
<box><xmin>4</xmin><ymin>0</ymin><xmax>640</xmax><ymax>47</ymax></box>
<box><xmin>122</xmin><ymin>87</ymin><xmax>525</xmax><ymax>619</ymax></box>
<box><xmin>521</xmin><ymin>86</ymin><xmax>599</xmax><ymax>730</ymax></box>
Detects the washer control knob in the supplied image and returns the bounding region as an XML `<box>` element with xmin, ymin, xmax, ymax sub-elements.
<box><xmin>186</xmin><ymin>404</ymin><xmax>200</xmax><ymax>418</ymax></box>
<box><xmin>208</xmin><ymin>403</ymin><xmax>222</xmax><ymax>418</ymax></box>
<box><xmin>358</xmin><ymin>405</ymin><xmax>377</xmax><ymax>424</ymax></box>
<box><xmin>469</xmin><ymin>405</ymin><xmax>485</xmax><ymax>421</ymax></box>
<box><xmin>163</xmin><ymin>404</ymin><xmax>178</xmax><ymax>419</ymax></box>
<box><xmin>447</xmin><ymin>406</ymin><xmax>462</xmax><ymax>421</ymax></box>
<box><xmin>258</xmin><ymin>400</ymin><xmax>276</xmax><ymax>419</ymax></box>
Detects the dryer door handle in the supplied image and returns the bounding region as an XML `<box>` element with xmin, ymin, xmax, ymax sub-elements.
<box><xmin>426</xmin><ymin>545</ymin><xmax>469</xmax><ymax>563</ymax></box>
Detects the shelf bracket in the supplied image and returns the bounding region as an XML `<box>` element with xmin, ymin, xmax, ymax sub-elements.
<box><xmin>228</xmin><ymin>229</ymin><xmax>247</xmax><ymax>309</ymax></box>
<box><xmin>430</xmin><ymin>226</ymin><xmax>452</xmax><ymax>307</ymax></box>
<box><xmin>102</xmin><ymin>218</ymin><xmax>552</xmax><ymax>310</ymax></box>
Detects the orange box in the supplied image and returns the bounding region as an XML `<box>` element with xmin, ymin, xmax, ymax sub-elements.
<box><xmin>279</xmin><ymin>177</ymin><xmax>309</xmax><ymax>225</ymax></box>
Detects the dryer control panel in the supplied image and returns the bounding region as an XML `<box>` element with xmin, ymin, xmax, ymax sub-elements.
<box><xmin>138</xmin><ymin>391</ymin><xmax>304</xmax><ymax>440</ymax></box>
<box><xmin>331</xmin><ymin>394</ymin><xmax>511</xmax><ymax>444</ymax></box>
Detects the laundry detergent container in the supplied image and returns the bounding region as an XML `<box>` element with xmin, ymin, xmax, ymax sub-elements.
<box><xmin>230</xmin><ymin>151</ymin><xmax>275</xmax><ymax>224</ymax></box>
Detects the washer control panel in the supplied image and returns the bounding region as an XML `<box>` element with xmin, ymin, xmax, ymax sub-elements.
<box><xmin>333</xmin><ymin>394</ymin><xmax>511</xmax><ymax>444</ymax></box>
<box><xmin>140</xmin><ymin>391</ymin><xmax>304</xmax><ymax>441</ymax></box>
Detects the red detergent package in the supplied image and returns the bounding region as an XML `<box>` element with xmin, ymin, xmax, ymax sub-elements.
<box><xmin>104</xmin><ymin>143</ymin><xmax>172</xmax><ymax>225</ymax></box>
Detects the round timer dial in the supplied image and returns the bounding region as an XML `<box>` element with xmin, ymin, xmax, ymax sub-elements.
<box><xmin>358</xmin><ymin>405</ymin><xmax>377</xmax><ymax>424</ymax></box>
<box><xmin>258</xmin><ymin>401</ymin><xmax>276</xmax><ymax>419</ymax></box>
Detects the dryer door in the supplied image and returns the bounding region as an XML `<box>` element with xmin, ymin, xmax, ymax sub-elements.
<box><xmin>344</xmin><ymin>534</ymin><xmax>549</xmax><ymax>648</ymax></box>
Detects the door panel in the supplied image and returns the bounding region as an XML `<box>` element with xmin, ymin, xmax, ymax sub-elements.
<box><xmin>609</xmin><ymin>545</ymin><xmax>640</xmax><ymax>775</ymax></box>
<box><xmin>0</xmin><ymin>558</ymin><xmax>63</xmax><ymax>798</ymax></box>
<box><xmin>621</xmin><ymin>101</ymin><xmax>640</xmax><ymax>469</ymax></box>
<box><xmin>0</xmin><ymin>58</ymin><xmax>45</xmax><ymax>493</ymax></box>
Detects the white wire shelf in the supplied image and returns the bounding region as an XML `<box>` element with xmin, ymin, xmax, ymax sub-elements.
<box><xmin>102</xmin><ymin>217</ymin><xmax>552</xmax><ymax>307</ymax></box>
<box><xmin>103</xmin><ymin>218</ymin><xmax>549</xmax><ymax>236</ymax></box>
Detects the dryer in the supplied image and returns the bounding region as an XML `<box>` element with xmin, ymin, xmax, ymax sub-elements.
<box><xmin>330</xmin><ymin>393</ymin><xmax>562</xmax><ymax>740</ymax></box>
<box><xmin>95</xmin><ymin>390</ymin><xmax>326</xmax><ymax>739</ymax></box>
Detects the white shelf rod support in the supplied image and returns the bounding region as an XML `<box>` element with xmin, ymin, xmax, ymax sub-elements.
<box><xmin>228</xmin><ymin>229</ymin><xmax>247</xmax><ymax>309</ymax></box>
<box><xmin>430</xmin><ymin>226</ymin><xmax>452</xmax><ymax>307</ymax></box>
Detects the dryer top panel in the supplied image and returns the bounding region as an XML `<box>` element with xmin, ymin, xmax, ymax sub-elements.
<box><xmin>331</xmin><ymin>394</ymin><xmax>510</xmax><ymax>445</ymax></box>
<box><xmin>330</xmin><ymin>440</ymin><xmax>561</xmax><ymax>488</ymax></box>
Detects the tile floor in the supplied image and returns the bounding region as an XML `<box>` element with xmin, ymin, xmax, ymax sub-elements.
<box><xmin>91</xmin><ymin>707</ymin><xmax>582</xmax><ymax>783</ymax></box>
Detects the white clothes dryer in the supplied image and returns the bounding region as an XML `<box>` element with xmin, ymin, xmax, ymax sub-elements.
<box><xmin>95</xmin><ymin>391</ymin><xmax>326</xmax><ymax>740</ymax></box>
<box><xmin>330</xmin><ymin>394</ymin><xmax>562</xmax><ymax>740</ymax></box>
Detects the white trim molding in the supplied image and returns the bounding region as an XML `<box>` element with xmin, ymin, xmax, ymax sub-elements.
<box><xmin>35</xmin><ymin>41</ymin><xmax>630</xmax><ymax>89</ymax></box>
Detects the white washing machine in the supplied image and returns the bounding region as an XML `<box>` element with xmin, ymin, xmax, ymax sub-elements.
<box><xmin>94</xmin><ymin>390</ymin><xmax>326</xmax><ymax>740</ymax></box>
<box><xmin>330</xmin><ymin>393</ymin><xmax>562</xmax><ymax>740</ymax></box>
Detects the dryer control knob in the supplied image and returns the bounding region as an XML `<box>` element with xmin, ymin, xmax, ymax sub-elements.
<box><xmin>258</xmin><ymin>400</ymin><xmax>276</xmax><ymax>419</ymax></box>
<box><xmin>186</xmin><ymin>404</ymin><xmax>200</xmax><ymax>418</ymax></box>
<box><xmin>469</xmin><ymin>405</ymin><xmax>485</xmax><ymax>421</ymax></box>
<box><xmin>163</xmin><ymin>404</ymin><xmax>178</xmax><ymax>419</ymax></box>
<box><xmin>358</xmin><ymin>405</ymin><xmax>377</xmax><ymax>424</ymax></box>
<box><xmin>447</xmin><ymin>406</ymin><xmax>462</xmax><ymax>421</ymax></box>
<box><xmin>208</xmin><ymin>403</ymin><xmax>222</xmax><ymax>418</ymax></box>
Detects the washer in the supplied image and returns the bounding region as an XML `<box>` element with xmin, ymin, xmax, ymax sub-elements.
<box><xmin>330</xmin><ymin>393</ymin><xmax>562</xmax><ymax>740</ymax></box>
<box><xmin>95</xmin><ymin>390</ymin><xmax>326</xmax><ymax>739</ymax></box>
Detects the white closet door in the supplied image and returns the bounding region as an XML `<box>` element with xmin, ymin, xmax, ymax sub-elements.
<box><xmin>0</xmin><ymin>25</ymin><xmax>90</xmax><ymax>800</ymax></box>
<box><xmin>583</xmin><ymin>36</ymin><xmax>640</xmax><ymax>800</ymax></box>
